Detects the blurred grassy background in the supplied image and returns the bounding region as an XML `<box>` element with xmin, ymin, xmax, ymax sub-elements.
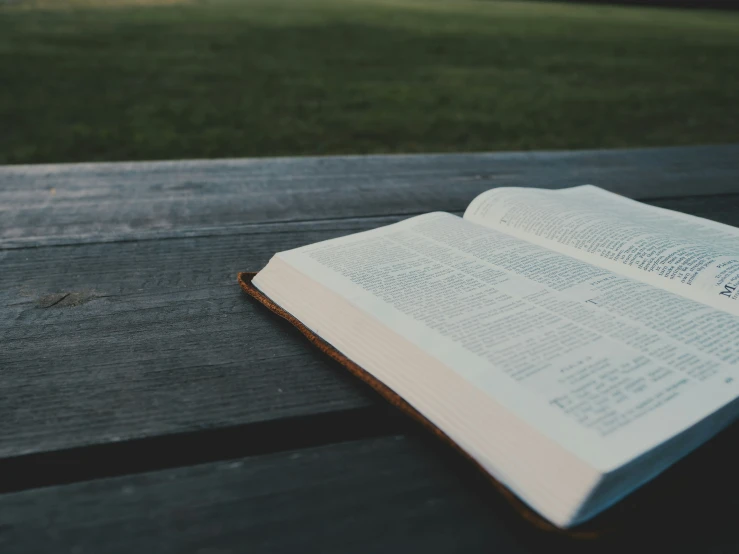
<box><xmin>1</xmin><ymin>0</ymin><xmax>738</xmax><ymax>164</ymax></box>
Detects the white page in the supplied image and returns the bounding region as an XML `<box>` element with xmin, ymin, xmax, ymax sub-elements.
<box><xmin>270</xmin><ymin>213</ymin><xmax>738</xmax><ymax>471</ymax></box>
<box><xmin>464</xmin><ymin>185</ymin><xmax>739</xmax><ymax>315</ymax></box>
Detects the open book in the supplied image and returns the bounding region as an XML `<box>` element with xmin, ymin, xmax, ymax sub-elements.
<box><xmin>244</xmin><ymin>185</ymin><xmax>739</xmax><ymax>529</ymax></box>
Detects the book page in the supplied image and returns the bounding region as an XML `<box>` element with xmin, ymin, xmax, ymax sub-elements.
<box><xmin>272</xmin><ymin>213</ymin><xmax>738</xmax><ymax>470</ymax></box>
<box><xmin>464</xmin><ymin>185</ymin><xmax>739</xmax><ymax>315</ymax></box>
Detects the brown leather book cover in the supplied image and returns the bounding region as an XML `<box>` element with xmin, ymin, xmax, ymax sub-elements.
<box><xmin>238</xmin><ymin>270</ymin><xmax>738</xmax><ymax>541</ymax></box>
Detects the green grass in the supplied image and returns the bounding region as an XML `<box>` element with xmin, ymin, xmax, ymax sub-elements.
<box><xmin>1</xmin><ymin>0</ymin><xmax>738</xmax><ymax>164</ymax></box>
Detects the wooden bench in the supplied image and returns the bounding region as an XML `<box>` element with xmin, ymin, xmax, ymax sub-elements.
<box><xmin>1</xmin><ymin>145</ymin><xmax>738</xmax><ymax>553</ymax></box>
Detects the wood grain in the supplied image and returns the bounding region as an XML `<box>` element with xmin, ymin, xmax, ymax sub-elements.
<box><xmin>1</xmin><ymin>430</ymin><xmax>737</xmax><ymax>554</ymax></box>
<box><xmin>2</xmin><ymin>149</ymin><xmax>739</xmax><ymax>553</ymax></box>
<box><xmin>0</xmin><ymin>436</ymin><xmax>532</xmax><ymax>554</ymax></box>
<box><xmin>2</xmin><ymin>144</ymin><xmax>738</xmax><ymax>248</ymax></box>
<box><xmin>0</xmin><ymin>219</ymin><xmax>405</xmax><ymax>459</ymax></box>
<box><xmin>3</xmin><ymin>194</ymin><xmax>739</xmax><ymax>460</ymax></box>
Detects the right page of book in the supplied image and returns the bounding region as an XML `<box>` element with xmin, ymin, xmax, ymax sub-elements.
<box><xmin>464</xmin><ymin>185</ymin><xmax>739</xmax><ymax>315</ymax></box>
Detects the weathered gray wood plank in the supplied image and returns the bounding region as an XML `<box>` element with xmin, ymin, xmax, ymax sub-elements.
<box><xmin>3</xmin><ymin>195</ymin><xmax>739</xmax><ymax>460</ymax></box>
<box><xmin>2</xmin><ymin>436</ymin><xmax>524</xmax><ymax>554</ymax></box>
<box><xmin>2</xmin><ymin>144</ymin><xmax>738</xmax><ymax>248</ymax></box>
<box><xmin>0</xmin><ymin>219</ymin><xmax>408</xmax><ymax>460</ymax></box>
<box><xmin>1</xmin><ymin>429</ymin><xmax>736</xmax><ymax>554</ymax></box>
<box><xmin>2</xmin><ymin>149</ymin><xmax>737</xmax><ymax>550</ymax></box>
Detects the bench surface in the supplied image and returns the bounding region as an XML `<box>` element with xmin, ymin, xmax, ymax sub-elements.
<box><xmin>2</xmin><ymin>145</ymin><xmax>738</xmax><ymax>553</ymax></box>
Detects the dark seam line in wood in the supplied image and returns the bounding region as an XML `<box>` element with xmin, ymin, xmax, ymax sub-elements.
<box><xmin>0</xmin><ymin>406</ymin><xmax>400</xmax><ymax>495</ymax></box>
<box><xmin>637</xmin><ymin>191</ymin><xmax>739</xmax><ymax>203</ymax></box>
<box><xmin>5</xmin><ymin>187</ymin><xmax>739</xmax><ymax>253</ymax></box>
<box><xmin>5</xmin><ymin>190</ymin><xmax>739</xmax><ymax>254</ymax></box>
<box><xmin>0</xmin><ymin>211</ymin><xmax>468</xmax><ymax>252</ymax></box>
<box><xmin>0</xmin><ymin>211</ymin><xmax>446</xmax><ymax>252</ymax></box>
